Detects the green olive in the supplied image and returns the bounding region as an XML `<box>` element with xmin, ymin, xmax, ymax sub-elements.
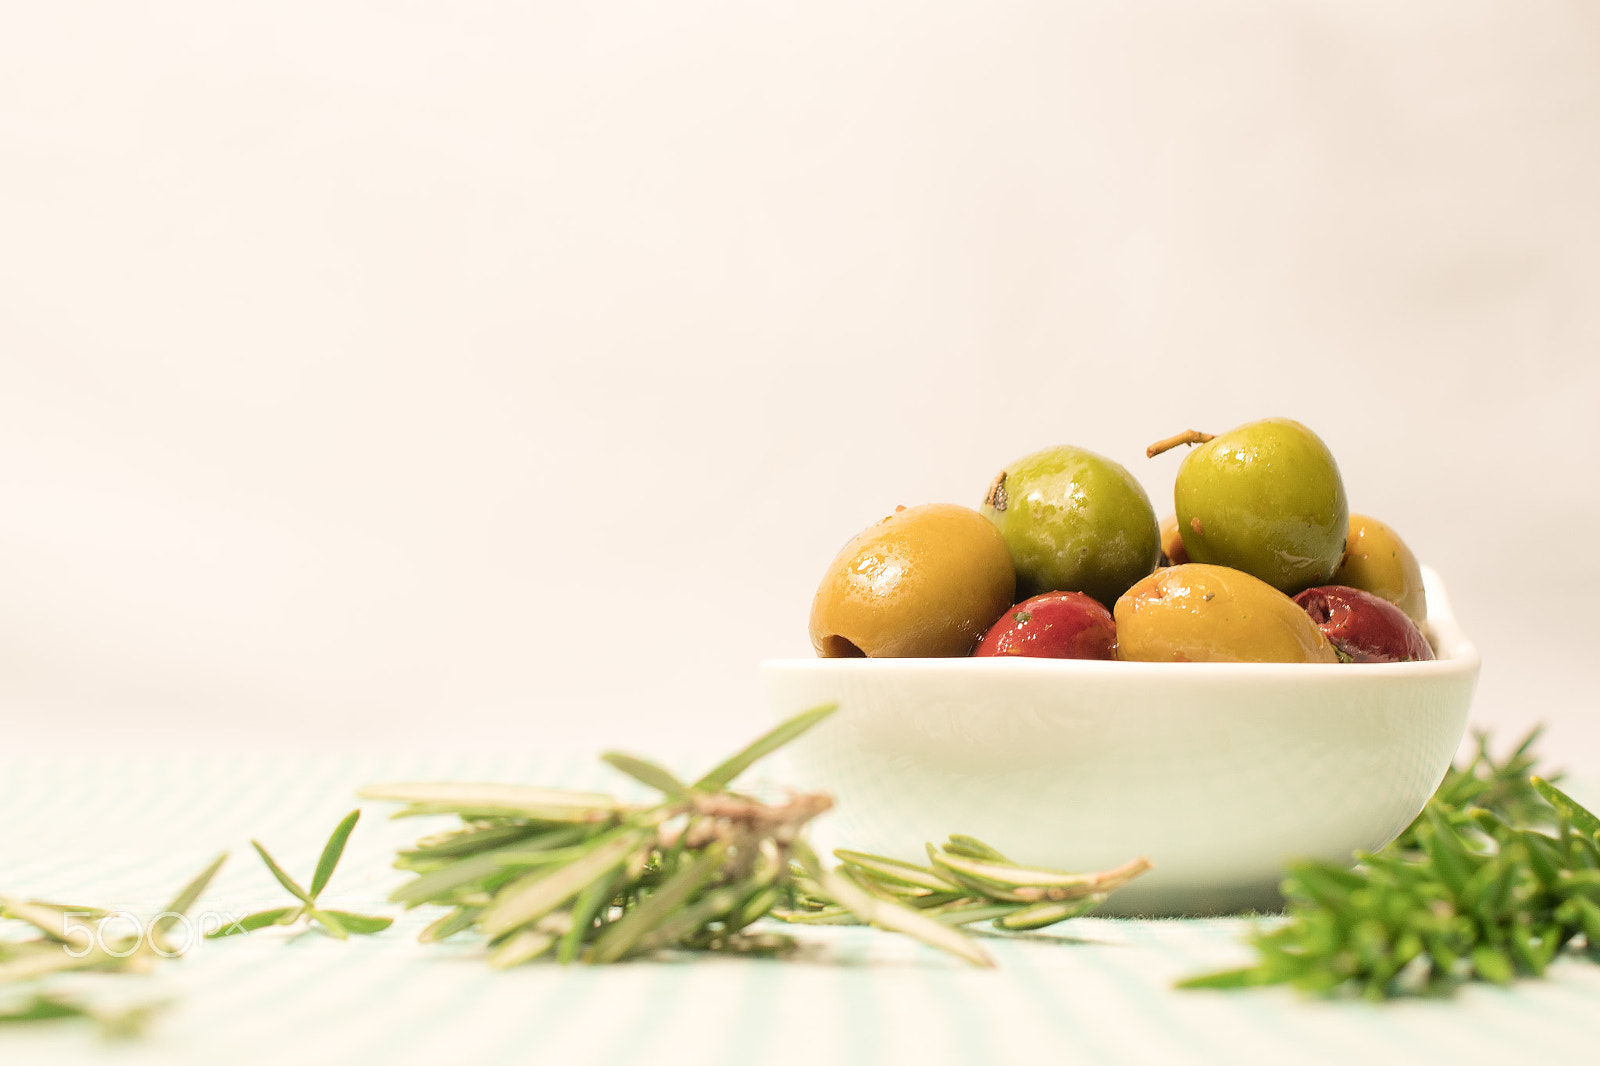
<box><xmin>1174</xmin><ymin>418</ymin><xmax>1347</xmax><ymax>594</ymax></box>
<box><xmin>1331</xmin><ymin>513</ymin><xmax>1427</xmax><ymax>624</ymax></box>
<box><xmin>809</xmin><ymin>503</ymin><xmax>1015</xmax><ymax>657</ymax></box>
<box><xmin>980</xmin><ymin>445</ymin><xmax>1159</xmax><ymax>607</ymax></box>
<box><xmin>1114</xmin><ymin>563</ymin><xmax>1338</xmax><ymax>663</ymax></box>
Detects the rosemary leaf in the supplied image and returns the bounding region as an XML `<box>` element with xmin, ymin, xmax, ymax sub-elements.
<box><xmin>357</xmin><ymin>782</ymin><xmax>622</xmax><ymax>813</ymax></box>
<box><xmin>391</xmin><ymin>835</ymin><xmax>608</xmax><ymax>907</ymax></box>
<box><xmin>399</xmin><ymin>824</ymin><xmax>545</xmax><ymax>861</ymax></box>
<box><xmin>310</xmin><ymin>810</ymin><xmax>362</xmax><ymax>899</ymax></box>
<box><xmin>320</xmin><ymin>910</ymin><xmax>394</xmax><ymax>935</ymax></box>
<box><xmin>931</xmin><ymin>852</ymin><xmax>1151</xmax><ymax>899</ymax></box>
<box><xmin>994</xmin><ymin>897</ymin><xmax>1106</xmax><ymax>931</ymax></box>
<box><xmin>251</xmin><ymin>842</ymin><xmax>315</xmax><ymax>906</ymax></box>
<box><xmin>1533</xmin><ymin>777</ymin><xmax>1600</xmax><ymax>838</ymax></box>
<box><xmin>943</xmin><ymin>835</ymin><xmax>1012</xmax><ymax>863</ymax></box>
<box><xmin>601</xmin><ymin>753</ymin><xmax>690</xmax><ymax>799</ymax></box>
<box><xmin>691</xmin><ymin>702</ymin><xmax>837</xmax><ymax>791</ymax></box>
<box><xmin>767</xmin><ymin>905</ymin><xmax>860</xmax><ymax>926</ymax></box>
<box><xmin>487</xmin><ymin>927</ymin><xmax>558</xmax><ymax>970</ymax></box>
<box><xmin>920</xmin><ymin>901</ymin><xmax>1019</xmax><ymax>927</ymax></box>
<box><xmin>419</xmin><ymin>906</ymin><xmax>479</xmax><ymax>944</ymax></box>
<box><xmin>0</xmin><ymin>994</ymin><xmax>90</xmax><ymax>1024</ymax></box>
<box><xmin>0</xmin><ymin>943</ymin><xmax>122</xmax><ymax>984</ymax></box>
<box><xmin>588</xmin><ymin>842</ymin><xmax>729</xmax><ymax>963</ymax></box>
<box><xmin>834</xmin><ymin>850</ymin><xmax>955</xmax><ymax>893</ymax></box>
<box><xmin>207</xmin><ymin>908</ymin><xmax>297</xmax><ymax>939</ymax></box>
<box><xmin>385</xmin><ymin>803</ymin><xmax>620</xmax><ymax>823</ymax></box>
<box><xmin>558</xmin><ymin>869</ymin><xmax>622</xmax><ymax>964</ymax></box>
<box><xmin>0</xmin><ymin>900</ymin><xmax>96</xmax><ymax>944</ymax></box>
<box><xmin>158</xmin><ymin>852</ymin><xmax>229</xmax><ymax>933</ymax></box>
<box><xmin>479</xmin><ymin>829</ymin><xmax>645</xmax><ymax>939</ymax></box>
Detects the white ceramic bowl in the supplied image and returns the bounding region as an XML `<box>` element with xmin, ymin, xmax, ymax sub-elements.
<box><xmin>762</xmin><ymin>566</ymin><xmax>1478</xmax><ymax>915</ymax></box>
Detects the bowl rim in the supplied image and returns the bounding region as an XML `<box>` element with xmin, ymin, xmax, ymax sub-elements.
<box><xmin>765</xmin><ymin>564</ymin><xmax>1478</xmax><ymax>677</ymax></box>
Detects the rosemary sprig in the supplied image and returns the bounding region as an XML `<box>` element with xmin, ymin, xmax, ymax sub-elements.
<box><xmin>363</xmin><ymin>705</ymin><xmax>988</xmax><ymax>966</ymax></box>
<box><xmin>1</xmin><ymin>853</ymin><xmax>227</xmax><ymax>1035</ymax></box>
<box><xmin>362</xmin><ymin>704</ymin><xmax>835</xmax><ymax>965</ymax></box>
<box><xmin>362</xmin><ymin>704</ymin><xmax>830</xmax><ymax>965</ymax></box>
<box><xmin>209</xmin><ymin>810</ymin><xmax>392</xmax><ymax>940</ymax></box>
<box><xmin>1180</xmin><ymin>727</ymin><xmax>1600</xmax><ymax>999</ymax></box>
<box><xmin>777</xmin><ymin>836</ymin><xmax>1152</xmax><ymax>934</ymax></box>
<box><xmin>362</xmin><ymin>705</ymin><xmax>1150</xmax><ymax>968</ymax></box>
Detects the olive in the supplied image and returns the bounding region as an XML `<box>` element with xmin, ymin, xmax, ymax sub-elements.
<box><xmin>980</xmin><ymin>445</ymin><xmax>1159</xmax><ymax>607</ymax></box>
<box><xmin>973</xmin><ymin>591</ymin><xmax>1117</xmax><ymax>660</ymax></box>
<box><xmin>1293</xmin><ymin>585</ymin><xmax>1434</xmax><ymax>663</ymax></box>
<box><xmin>1170</xmin><ymin>418</ymin><xmax>1348</xmax><ymax>595</ymax></box>
<box><xmin>1158</xmin><ymin>514</ymin><xmax>1188</xmax><ymax>566</ymax></box>
<box><xmin>1330</xmin><ymin>514</ymin><xmax>1427</xmax><ymax>624</ymax></box>
<box><xmin>809</xmin><ymin>503</ymin><xmax>1015</xmax><ymax>658</ymax></box>
<box><xmin>1114</xmin><ymin>563</ymin><xmax>1338</xmax><ymax>663</ymax></box>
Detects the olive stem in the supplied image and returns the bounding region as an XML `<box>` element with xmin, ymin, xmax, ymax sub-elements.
<box><xmin>1145</xmin><ymin>430</ymin><xmax>1215</xmax><ymax>459</ymax></box>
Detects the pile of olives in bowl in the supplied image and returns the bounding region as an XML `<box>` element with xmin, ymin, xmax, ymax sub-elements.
<box><xmin>782</xmin><ymin>420</ymin><xmax>1475</xmax><ymax>912</ymax></box>
<box><xmin>809</xmin><ymin>417</ymin><xmax>1434</xmax><ymax>666</ymax></box>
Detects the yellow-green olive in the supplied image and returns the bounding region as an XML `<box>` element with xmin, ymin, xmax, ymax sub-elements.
<box><xmin>980</xmin><ymin>445</ymin><xmax>1159</xmax><ymax>607</ymax></box>
<box><xmin>1158</xmin><ymin>514</ymin><xmax>1188</xmax><ymax>566</ymax></box>
<box><xmin>1114</xmin><ymin>563</ymin><xmax>1338</xmax><ymax>663</ymax></box>
<box><xmin>809</xmin><ymin>503</ymin><xmax>1015</xmax><ymax>657</ymax></box>
<box><xmin>1174</xmin><ymin>418</ymin><xmax>1348</xmax><ymax>594</ymax></box>
<box><xmin>1330</xmin><ymin>514</ymin><xmax>1427</xmax><ymax>624</ymax></box>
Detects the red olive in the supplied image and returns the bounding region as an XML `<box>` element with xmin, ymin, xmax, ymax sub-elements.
<box><xmin>974</xmin><ymin>591</ymin><xmax>1117</xmax><ymax>660</ymax></box>
<box><xmin>1292</xmin><ymin>586</ymin><xmax>1434</xmax><ymax>663</ymax></box>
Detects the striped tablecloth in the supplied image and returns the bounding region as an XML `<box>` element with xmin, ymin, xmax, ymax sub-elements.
<box><xmin>2</xmin><ymin>753</ymin><xmax>1595</xmax><ymax>1065</ymax></box>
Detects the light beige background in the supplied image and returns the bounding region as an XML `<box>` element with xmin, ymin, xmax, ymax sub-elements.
<box><xmin>2</xmin><ymin>3</ymin><xmax>1597</xmax><ymax>768</ymax></box>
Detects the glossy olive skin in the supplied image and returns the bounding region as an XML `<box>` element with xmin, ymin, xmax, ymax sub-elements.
<box><xmin>1175</xmin><ymin>418</ymin><xmax>1348</xmax><ymax>595</ymax></box>
<box><xmin>810</xmin><ymin>503</ymin><xmax>1015</xmax><ymax>658</ymax></box>
<box><xmin>1114</xmin><ymin>563</ymin><xmax>1338</xmax><ymax>663</ymax></box>
<box><xmin>974</xmin><ymin>591</ymin><xmax>1117</xmax><ymax>660</ymax></box>
<box><xmin>1330</xmin><ymin>514</ymin><xmax>1427</xmax><ymax>624</ymax></box>
<box><xmin>1293</xmin><ymin>585</ymin><xmax>1434</xmax><ymax>663</ymax></box>
<box><xmin>981</xmin><ymin>445</ymin><xmax>1159</xmax><ymax>607</ymax></box>
<box><xmin>1158</xmin><ymin>514</ymin><xmax>1188</xmax><ymax>566</ymax></box>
